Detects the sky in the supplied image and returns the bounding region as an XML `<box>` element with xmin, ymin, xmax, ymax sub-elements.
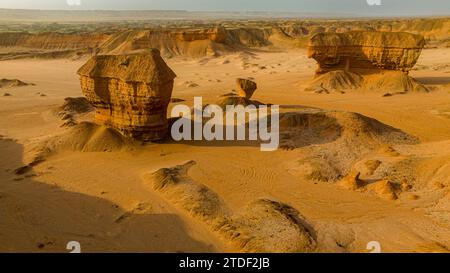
<box><xmin>0</xmin><ymin>0</ymin><xmax>449</xmax><ymax>16</ymax></box>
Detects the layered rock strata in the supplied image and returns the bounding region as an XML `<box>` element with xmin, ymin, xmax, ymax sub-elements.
<box><xmin>77</xmin><ymin>49</ymin><xmax>176</xmax><ymax>141</ymax></box>
<box><xmin>306</xmin><ymin>31</ymin><xmax>428</xmax><ymax>93</ymax></box>
<box><xmin>308</xmin><ymin>31</ymin><xmax>425</xmax><ymax>76</ymax></box>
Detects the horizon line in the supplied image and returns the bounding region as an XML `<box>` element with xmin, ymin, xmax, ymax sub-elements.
<box><xmin>0</xmin><ymin>8</ymin><xmax>448</xmax><ymax>16</ymax></box>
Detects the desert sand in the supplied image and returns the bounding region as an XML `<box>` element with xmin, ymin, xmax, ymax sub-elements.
<box><xmin>1</xmin><ymin>14</ymin><xmax>450</xmax><ymax>253</ymax></box>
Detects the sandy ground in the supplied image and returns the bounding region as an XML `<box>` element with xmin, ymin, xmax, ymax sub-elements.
<box><xmin>0</xmin><ymin>48</ymin><xmax>450</xmax><ymax>253</ymax></box>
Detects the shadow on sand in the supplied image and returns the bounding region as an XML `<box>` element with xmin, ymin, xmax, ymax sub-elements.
<box><xmin>0</xmin><ymin>138</ymin><xmax>215</xmax><ymax>253</ymax></box>
<box><xmin>415</xmin><ymin>76</ymin><xmax>450</xmax><ymax>85</ymax></box>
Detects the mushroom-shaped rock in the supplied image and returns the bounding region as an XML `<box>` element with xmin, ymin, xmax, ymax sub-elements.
<box><xmin>77</xmin><ymin>50</ymin><xmax>176</xmax><ymax>141</ymax></box>
<box><xmin>308</xmin><ymin>31</ymin><xmax>425</xmax><ymax>75</ymax></box>
<box><xmin>306</xmin><ymin>31</ymin><xmax>427</xmax><ymax>93</ymax></box>
<box><xmin>236</xmin><ymin>78</ymin><xmax>257</xmax><ymax>99</ymax></box>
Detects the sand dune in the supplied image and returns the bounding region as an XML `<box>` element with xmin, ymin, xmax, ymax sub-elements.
<box><xmin>35</xmin><ymin>122</ymin><xmax>133</xmax><ymax>154</ymax></box>
<box><xmin>144</xmin><ymin>161</ymin><xmax>316</xmax><ymax>252</ymax></box>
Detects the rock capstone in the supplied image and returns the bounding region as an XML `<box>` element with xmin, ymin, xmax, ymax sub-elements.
<box><xmin>236</xmin><ymin>78</ymin><xmax>257</xmax><ymax>99</ymax></box>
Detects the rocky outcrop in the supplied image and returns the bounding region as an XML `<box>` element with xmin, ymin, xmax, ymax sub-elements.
<box><xmin>306</xmin><ymin>31</ymin><xmax>428</xmax><ymax>93</ymax></box>
<box><xmin>338</xmin><ymin>171</ymin><xmax>366</xmax><ymax>190</ymax></box>
<box><xmin>1</xmin><ymin>17</ymin><xmax>449</xmax><ymax>60</ymax></box>
<box><xmin>0</xmin><ymin>32</ymin><xmax>108</xmax><ymax>61</ymax></box>
<box><xmin>175</xmin><ymin>27</ymin><xmax>227</xmax><ymax>43</ymax></box>
<box><xmin>0</xmin><ymin>32</ymin><xmax>108</xmax><ymax>50</ymax></box>
<box><xmin>308</xmin><ymin>31</ymin><xmax>425</xmax><ymax>75</ymax></box>
<box><xmin>0</xmin><ymin>78</ymin><xmax>34</xmax><ymax>88</ymax></box>
<box><xmin>215</xmin><ymin>78</ymin><xmax>264</xmax><ymax>110</ymax></box>
<box><xmin>236</xmin><ymin>78</ymin><xmax>257</xmax><ymax>99</ymax></box>
<box><xmin>100</xmin><ymin>27</ymin><xmax>231</xmax><ymax>58</ymax></box>
<box><xmin>77</xmin><ymin>50</ymin><xmax>176</xmax><ymax>141</ymax></box>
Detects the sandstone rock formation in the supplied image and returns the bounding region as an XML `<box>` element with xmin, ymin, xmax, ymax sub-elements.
<box><xmin>308</xmin><ymin>31</ymin><xmax>425</xmax><ymax>75</ymax></box>
<box><xmin>77</xmin><ymin>50</ymin><xmax>176</xmax><ymax>141</ymax></box>
<box><xmin>307</xmin><ymin>31</ymin><xmax>428</xmax><ymax>93</ymax></box>
<box><xmin>0</xmin><ymin>78</ymin><xmax>34</xmax><ymax>88</ymax></box>
<box><xmin>367</xmin><ymin>180</ymin><xmax>399</xmax><ymax>200</ymax></box>
<box><xmin>175</xmin><ymin>27</ymin><xmax>227</xmax><ymax>43</ymax></box>
<box><xmin>236</xmin><ymin>78</ymin><xmax>257</xmax><ymax>99</ymax></box>
<box><xmin>213</xmin><ymin>78</ymin><xmax>265</xmax><ymax>110</ymax></box>
<box><xmin>338</xmin><ymin>171</ymin><xmax>366</xmax><ymax>191</ymax></box>
<box><xmin>56</xmin><ymin>97</ymin><xmax>94</xmax><ymax>128</ymax></box>
<box><xmin>1</xmin><ymin>17</ymin><xmax>449</xmax><ymax>61</ymax></box>
<box><xmin>100</xmin><ymin>27</ymin><xmax>230</xmax><ymax>58</ymax></box>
